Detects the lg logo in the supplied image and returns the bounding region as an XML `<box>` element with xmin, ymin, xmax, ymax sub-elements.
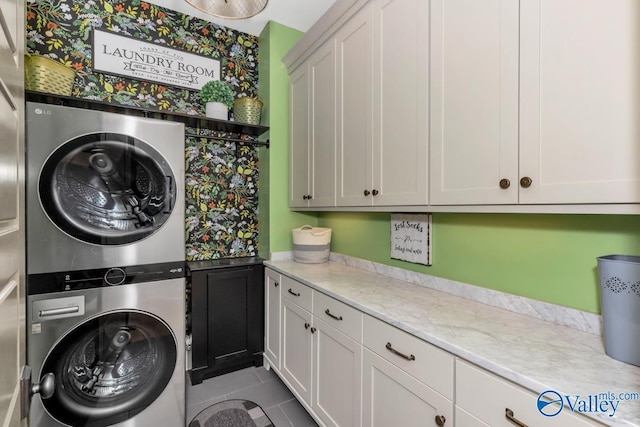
<box><xmin>34</xmin><ymin>108</ymin><xmax>52</xmax><ymax>115</ymax></box>
<box><xmin>537</xmin><ymin>390</ymin><xmax>564</xmax><ymax>417</ymax></box>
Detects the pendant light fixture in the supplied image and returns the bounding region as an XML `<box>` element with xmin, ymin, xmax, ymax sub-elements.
<box><xmin>184</xmin><ymin>0</ymin><xmax>269</xmax><ymax>19</ymax></box>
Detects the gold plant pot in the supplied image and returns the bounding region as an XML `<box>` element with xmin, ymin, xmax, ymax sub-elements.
<box><xmin>25</xmin><ymin>55</ymin><xmax>76</xmax><ymax>96</ymax></box>
<box><xmin>233</xmin><ymin>98</ymin><xmax>263</xmax><ymax>125</ymax></box>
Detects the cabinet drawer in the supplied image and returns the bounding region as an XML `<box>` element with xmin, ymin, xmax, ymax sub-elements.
<box><xmin>363</xmin><ymin>315</ymin><xmax>453</xmax><ymax>400</ymax></box>
<box><xmin>281</xmin><ymin>275</ymin><xmax>313</xmax><ymax>312</ymax></box>
<box><xmin>456</xmin><ymin>359</ymin><xmax>605</xmax><ymax>426</ymax></box>
<box><xmin>313</xmin><ymin>291</ymin><xmax>362</xmax><ymax>342</ymax></box>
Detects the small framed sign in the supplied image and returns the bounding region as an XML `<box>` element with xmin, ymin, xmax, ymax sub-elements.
<box><xmin>390</xmin><ymin>213</ymin><xmax>432</xmax><ymax>266</ymax></box>
<box><xmin>93</xmin><ymin>29</ymin><xmax>221</xmax><ymax>90</ymax></box>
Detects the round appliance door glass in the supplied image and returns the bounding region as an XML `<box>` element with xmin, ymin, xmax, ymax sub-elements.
<box><xmin>39</xmin><ymin>133</ymin><xmax>176</xmax><ymax>245</ymax></box>
<box><xmin>40</xmin><ymin>310</ymin><xmax>177</xmax><ymax>426</ymax></box>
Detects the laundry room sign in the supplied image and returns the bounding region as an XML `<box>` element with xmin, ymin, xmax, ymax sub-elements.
<box><xmin>93</xmin><ymin>29</ymin><xmax>221</xmax><ymax>90</ymax></box>
<box><xmin>390</xmin><ymin>213</ymin><xmax>432</xmax><ymax>266</ymax></box>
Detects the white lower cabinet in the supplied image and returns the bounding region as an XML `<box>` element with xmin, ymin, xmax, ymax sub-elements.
<box><xmin>456</xmin><ymin>359</ymin><xmax>605</xmax><ymax>426</ymax></box>
<box><xmin>363</xmin><ymin>349</ymin><xmax>453</xmax><ymax>427</ymax></box>
<box><xmin>362</xmin><ymin>314</ymin><xmax>453</xmax><ymax>427</ymax></box>
<box><xmin>279</xmin><ymin>278</ymin><xmax>363</xmax><ymax>426</ymax></box>
<box><xmin>312</xmin><ymin>290</ymin><xmax>363</xmax><ymax>427</ymax></box>
<box><xmin>281</xmin><ymin>296</ymin><xmax>314</xmax><ymax>403</ymax></box>
<box><xmin>264</xmin><ymin>268</ymin><xmax>281</xmax><ymax>370</ymax></box>
<box><xmin>313</xmin><ymin>317</ymin><xmax>362</xmax><ymax>427</ymax></box>
<box><xmin>455</xmin><ymin>406</ymin><xmax>490</xmax><ymax>427</ymax></box>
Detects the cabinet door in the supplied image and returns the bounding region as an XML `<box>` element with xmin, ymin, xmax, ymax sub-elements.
<box><xmin>456</xmin><ymin>359</ymin><xmax>605</xmax><ymax>426</ymax></box>
<box><xmin>289</xmin><ymin>64</ymin><xmax>310</xmax><ymax>207</ymax></box>
<box><xmin>372</xmin><ymin>0</ymin><xmax>429</xmax><ymax>206</ymax></box>
<box><xmin>264</xmin><ymin>268</ymin><xmax>281</xmax><ymax>370</ymax></box>
<box><xmin>208</xmin><ymin>268</ymin><xmax>263</xmax><ymax>368</ymax></box>
<box><xmin>309</xmin><ymin>41</ymin><xmax>337</xmax><ymax>207</ymax></box>
<box><xmin>190</xmin><ymin>266</ymin><xmax>264</xmax><ymax>383</ymax></box>
<box><xmin>312</xmin><ymin>318</ymin><xmax>362</xmax><ymax>427</ymax></box>
<box><xmin>520</xmin><ymin>0</ymin><xmax>640</xmax><ymax>204</ymax></box>
<box><xmin>456</xmin><ymin>406</ymin><xmax>490</xmax><ymax>427</ymax></box>
<box><xmin>336</xmin><ymin>4</ymin><xmax>374</xmax><ymax>207</ymax></box>
<box><xmin>281</xmin><ymin>297</ymin><xmax>313</xmax><ymax>403</ymax></box>
<box><xmin>362</xmin><ymin>349</ymin><xmax>452</xmax><ymax>427</ymax></box>
<box><xmin>429</xmin><ymin>0</ymin><xmax>519</xmax><ymax>205</ymax></box>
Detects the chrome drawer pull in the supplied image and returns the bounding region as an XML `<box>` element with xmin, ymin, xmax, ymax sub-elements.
<box><xmin>385</xmin><ymin>342</ymin><xmax>415</xmax><ymax>361</ymax></box>
<box><xmin>324</xmin><ymin>309</ymin><xmax>343</xmax><ymax>321</ymax></box>
<box><xmin>39</xmin><ymin>306</ymin><xmax>80</xmax><ymax>317</ymax></box>
<box><xmin>505</xmin><ymin>408</ymin><xmax>528</xmax><ymax>427</ymax></box>
<box><xmin>288</xmin><ymin>288</ymin><xmax>300</xmax><ymax>297</ymax></box>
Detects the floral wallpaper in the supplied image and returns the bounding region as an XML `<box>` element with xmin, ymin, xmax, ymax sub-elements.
<box><xmin>185</xmin><ymin>130</ymin><xmax>259</xmax><ymax>260</ymax></box>
<box><xmin>26</xmin><ymin>0</ymin><xmax>261</xmax><ymax>260</ymax></box>
<box><xmin>26</xmin><ymin>0</ymin><xmax>259</xmax><ymax>112</ymax></box>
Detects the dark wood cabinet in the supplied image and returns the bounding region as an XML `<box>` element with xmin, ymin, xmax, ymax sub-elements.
<box><xmin>188</xmin><ymin>258</ymin><xmax>264</xmax><ymax>385</ymax></box>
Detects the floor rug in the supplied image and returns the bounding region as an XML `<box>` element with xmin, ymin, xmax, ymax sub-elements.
<box><xmin>188</xmin><ymin>399</ymin><xmax>275</xmax><ymax>427</ymax></box>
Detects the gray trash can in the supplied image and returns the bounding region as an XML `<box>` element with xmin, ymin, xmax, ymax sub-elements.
<box><xmin>596</xmin><ymin>255</ymin><xmax>640</xmax><ymax>366</ymax></box>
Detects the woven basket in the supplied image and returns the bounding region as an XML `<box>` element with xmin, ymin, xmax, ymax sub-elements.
<box><xmin>25</xmin><ymin>55</ymin><xmax>76</xmax><ymax>96</ymax></box>
<box><xmin>233</xmin><ymin>98</ymin><xmax>263</xmax><ymax>125</ymax></box>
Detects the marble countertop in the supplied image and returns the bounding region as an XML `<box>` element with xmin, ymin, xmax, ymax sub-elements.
<box><xmin>265</xmin><ymin>259</ymin><xmax>640</xmax><ymax>427</ymax></box>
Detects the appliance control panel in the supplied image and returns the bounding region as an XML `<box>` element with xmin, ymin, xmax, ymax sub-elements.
<box><xmin>27</xmin><ymin>261</ymin><xmax>185</xmax><ymax>295</ymax></box>
<box><xmin>104</xmin><ymin>268</ymin><xmax>126</xmax><ymax>286</ymax></box>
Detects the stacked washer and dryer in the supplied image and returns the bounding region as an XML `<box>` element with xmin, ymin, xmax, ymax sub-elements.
<box><xmin>25</xmin><ymin>102</ymin><xmax>186</xmax><ymax>427</ymax></box>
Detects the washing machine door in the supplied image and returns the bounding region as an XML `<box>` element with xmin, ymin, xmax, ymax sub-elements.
<box><xmin>39</xmin><ymin>133</ymin><xmax>176</xmax><ymax>245</ymax></box>
<box><xmin>39</xmin><ymin>310</ymin><xmax>177</xmax><ymax>427</ymax></box>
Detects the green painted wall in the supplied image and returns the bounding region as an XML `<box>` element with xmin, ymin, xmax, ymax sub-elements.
<box><xmin>317</xmin><ymin>212</ymin><xmax>640</xmax><ymax>314</ymax></box>
<box><xmin>258</xmin><ymin>22</ymin><xmax>317</xmax><ymax>258</ymax></box>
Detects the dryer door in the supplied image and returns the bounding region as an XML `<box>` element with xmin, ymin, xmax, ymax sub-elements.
<box><xmin>39</xmin><ymin>133</ymin><xmax>176</xmax><ymax>245</ymax></box>
<box><xmin>39</xmin><ymin>310</ymin><xmax>177</xmax><ymax>426</ymax></box>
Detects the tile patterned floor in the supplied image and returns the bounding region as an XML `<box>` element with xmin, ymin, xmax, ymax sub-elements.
<box><xmin>186</xmin><ymin>366</ymin><xmax>318</xmax><ymax>427</ymax></box>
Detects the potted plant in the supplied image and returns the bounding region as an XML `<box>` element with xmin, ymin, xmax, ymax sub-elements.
<box><xmin>200</xmin><ymin>80</ymin><xmax>235</xmax><ymax>120</ymax></box>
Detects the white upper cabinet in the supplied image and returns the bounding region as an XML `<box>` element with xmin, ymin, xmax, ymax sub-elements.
<box><xmin>519</xmin><ymin>0</ymin><xmax>640</xmax><ymax>204</ymax></box>
<box><xmin>429</xmin><ymin>0</ymin><xmax>519</xmax><ymax>205</ymax></box>
<box><xmin>338</xmin><ymin>0</ymin><xmax>429</xmax><ymax>207</ymax></box>
<box><xmin>309</xmin><ymin>42</ymin><xmax>337</xmax><ymax>207</ymax></box>
<box><xmin>289</xmin><ymin>64</ymin><xmax>311</xmax><ymax>208</ymax></box>
<box><xmin>286</xmin><ymin>0</ymin><xmax>640</xmax><ymax>212</ymax></box>
<box><xmin>372</xmin><ymin>0</ymin><xmax>429</xmax><ymax>206</ymax></box>
<box><xmin>431</xmin><ymin>0</ymin><xmax>640</xmax><ymax>206</ymax></box>
<box><xmin>336</xmin><ymin>4</ymin><xmax>374</xmax><ymax>206</ymax></box>
<box><xmin>289</xmin><ymin>41</ymin><xmax>338</xmax><ymax>208</ymax></box>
